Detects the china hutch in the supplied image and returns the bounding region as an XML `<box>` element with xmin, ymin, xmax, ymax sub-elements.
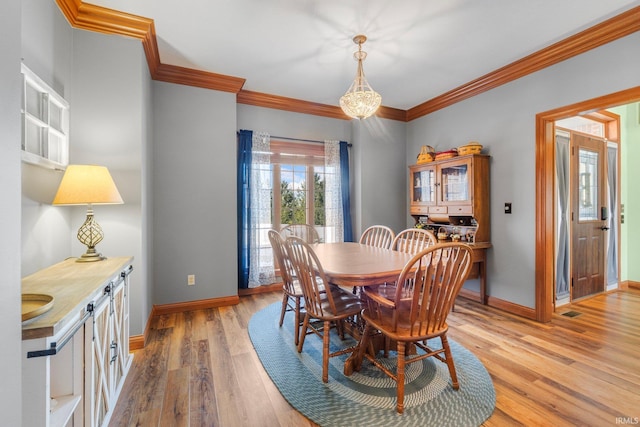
<box><xmin>409</xmin><ymin>153</ymin><xmax>491</xmax><ymax>302</ymax></box>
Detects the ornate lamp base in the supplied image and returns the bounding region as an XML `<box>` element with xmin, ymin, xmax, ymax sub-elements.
<box><xmin>76</xmin><ymin>205</ymin><xmax>107</xmax><ymax>262</ymax></box>
<box><xmin>77</xmin><ymin>248</ymin><xmax>106</xmax><ymax>263</ymax></box>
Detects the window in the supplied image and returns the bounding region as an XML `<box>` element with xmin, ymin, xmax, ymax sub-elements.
<box><xmin>238</xmin><ymin>131</ymin><xmax>349</xmax><ymax>289</ymax></box>
<box><xmin>270</xmin><ymin>140</ymin><xmax>330</xmax><ymax>240</ymax></box>
<box><xmin>555</xmin><ymin>116</ymin><xmax>605</xmax><ymax>137</ymax></box>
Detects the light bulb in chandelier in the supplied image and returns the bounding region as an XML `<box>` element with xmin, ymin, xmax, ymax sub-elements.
<box><xmin>340</xmin><ymin>35</ymin><xmax>382</xmax><ymax>120</ymax></box>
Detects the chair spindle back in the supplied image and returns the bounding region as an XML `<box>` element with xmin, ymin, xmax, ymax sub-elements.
<box><xmin>359</xmin><ymin>225</ymin><xmax>395</xmax><ymax>249</ymax></box>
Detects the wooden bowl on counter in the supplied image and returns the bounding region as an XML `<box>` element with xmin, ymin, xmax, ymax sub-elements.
<box><xmin>22</xmin><ymin>293</ymin><xmax>54</xmax><ymax>321</ymax></box>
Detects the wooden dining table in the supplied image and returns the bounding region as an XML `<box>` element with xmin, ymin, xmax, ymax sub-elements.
<box><xmin>311</xmin><ymin>242</ymin><xmax>414</xmax><ymax>288</ymax></box>
<box><xmin>311</xmin><ymin>242</ymin><xmax>416</xmax><ymax>372</ymax></box>
<box><xmin>309</xmin><ymin>241</ymin><xmax>490</xmax><ymax>374</ymax></box>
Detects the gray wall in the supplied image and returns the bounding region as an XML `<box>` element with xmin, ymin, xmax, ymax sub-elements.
<box><xmin>1</xmin><ymin>0</ymin><xmax>23</xmax><ymax>423</ymax></box>
<box><xmin>70</xmin><ymin>30</ymin><xmax>151</xmax><ymax>335</ymax></box>
<box><xmin>407</xmin><ymin>32</ymin><xmax>640</xmax><ymax>308</ymax></box>
<box><xmin>21</xmin><ymin>0</ymin><xmax>74</xmax><ymax>275</ymax></box>
<box><xmin>141</xmin><ymin>48</ymin><xmax>155</xmax><ymax>333</ymax></box>
<box><xmin>237</xmin><ymin>104</ymin><xmax>351</xmax><ymax>142</ymax></box>
<box><xmin>20</xmin><ymin>1</ymin><xmax>152</xmax><ymax>336</ymax></box>
<box><xmin>153</xmin><ymin>81</ymin><xmax>237</xmax><ymax>304</ymax></box>
<box><xmin>352</xmin><ymin>117</ymin><xmax>407</xmax><ymax>236</ymax></box>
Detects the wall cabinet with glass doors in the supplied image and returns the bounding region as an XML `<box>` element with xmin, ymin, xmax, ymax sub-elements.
<box><xmin>409</xmin><ymin>154</ymin><xmax>490</xmax><ymax>242</ymax></box>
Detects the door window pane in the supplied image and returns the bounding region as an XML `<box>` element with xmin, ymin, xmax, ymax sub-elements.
<box><xmin>280</xmin><ymin>164</ymin><xmax>307</xmax><ymax>224</ymax></box>
<box><xmin>313</xmin><ymin>166</ymin><xmax>326</xmax><ymax>226</ymax></box>
<box><xmin>578</xmin><ymin>149</ymin><xmax>598</xmax><ymax>220</ymax></box>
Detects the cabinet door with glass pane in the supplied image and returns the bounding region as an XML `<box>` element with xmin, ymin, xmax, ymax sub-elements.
<box><xmin>409</xmin><ymin>164</ymin><xmax>437</xmax><ymax>215</ymax></box>
<box><xmin>438</xmin><ymin>157</ymin><xmax>472</xmax><ymax>206</ymax></box>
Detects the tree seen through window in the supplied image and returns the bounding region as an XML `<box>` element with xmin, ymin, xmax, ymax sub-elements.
<box><xmin>277</xmin><ymin>165</ymin><xmax>325</xmax><ymax>226</ymax></box>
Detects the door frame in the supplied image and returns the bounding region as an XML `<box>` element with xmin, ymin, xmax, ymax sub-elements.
<box><xmin>535</xmin><ymin>86</ymin><xmax>640</xmax><ymax>322</ymax></box>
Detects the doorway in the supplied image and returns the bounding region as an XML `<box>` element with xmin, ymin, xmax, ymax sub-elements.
<box><xmin>555</xmin><ymin>128</ymin><xmax>612</xmax><ymax>302</ymax></box>
<box><xmin>535</xmin><ymin>86</ymin><xmax>640</xmax><ymax>322</ymax></box>
<box><xmin>554</xmin><ymin>111</ymin><xmax>621</xmax><ymax>304</ymax></box>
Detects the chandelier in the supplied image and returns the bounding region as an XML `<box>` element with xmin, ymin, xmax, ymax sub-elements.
<box><xmin>339</xmin><ymin>35</ymin><xmax>382</xmax><ymax>120</ymax></box>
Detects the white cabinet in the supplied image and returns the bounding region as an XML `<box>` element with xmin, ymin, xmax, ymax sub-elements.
<box><xmin>22</xmin><ymin>257</ymin><xmax>133</xmax><ymax>427</ymax></box>
<box><xmin>22</xmin><ymin>314</ymin><xmax>86</xmax><ymax>427</ymax></box>
<box><xmin>85</xmin><ymin>269</ymin><xmax>131</xmax><ymax>427</ymax></box>
<box><xmin>21</xmin><ymin>64</ymin><xmax>70</xmax><ymax>169</ymax></box>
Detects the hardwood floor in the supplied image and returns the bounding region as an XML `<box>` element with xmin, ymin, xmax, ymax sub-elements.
<box><xmin>110</xmin><ymin>288</ymin><xmax>640</xmax><ymax>426</ymax></box>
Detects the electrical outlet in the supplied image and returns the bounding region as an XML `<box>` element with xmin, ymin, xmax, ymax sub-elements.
<box><xmin>187</xmin><ymin>274</ymin><xmax>195</xmax><ymax>286</ymax></box>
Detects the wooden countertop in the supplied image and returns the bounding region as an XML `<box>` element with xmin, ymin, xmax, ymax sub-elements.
<box><xmin>22</xmin><ymin>256</ymin><xmax>133</xmax><ymax>341</ymax></box>
<box><xmin>432</xmin><ymin>241</ymin><xmax>492</xmax><ymax>250</ymax></box>
<box><xmin>468</xmin><ymin>241</ymin><xmax>492</xmax><ymax>249</ymax></box>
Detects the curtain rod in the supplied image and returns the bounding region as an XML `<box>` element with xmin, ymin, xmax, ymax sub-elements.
<box><xmin>271</xmin><ymin>135</ymin><xmax>352</xmax><ymax>147</ymax></box>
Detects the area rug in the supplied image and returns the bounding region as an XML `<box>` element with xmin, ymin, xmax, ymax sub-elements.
<box><xmin>248</xmin><ymin>302</ymin><xmax>495</xmax><ymax>427</ymax></box>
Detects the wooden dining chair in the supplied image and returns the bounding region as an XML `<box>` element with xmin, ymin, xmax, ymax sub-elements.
<box><xmin>359</xmin><ymin>225</ymin><xmax>395</xmax><ymax>249</ymax></box>
<box><xmin>285</xmin><ymin>236</ymin><xmax>364</xmax><ymax>383</ymax></box>
<box><xmin>268</xmin><ymin>230</ymin><xmax>305</xmax><ymax>345</ymax></box>
<box><xmin>372</xmin><ymin>227</ymin><xmax>440</xmax><ymax>355</ymax></box>
<box><xmin>391</xmin><ymin>228</ymin><xmax>437</xmax><ymax>254</ymax></box>
<box><xmin>281</xmin><ymin>223</ymin><xmax>321</xmax><ymax>244</ymax></box>
<box><xmin>347</xmin><ymin>243</ymin><xmax>473</xmax><ymax>414</ymax></box>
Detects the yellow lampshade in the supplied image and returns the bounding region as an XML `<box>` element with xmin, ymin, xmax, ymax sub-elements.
<box><xmin>53</xmin><ymin>165</ymin><xmax>123</xmax><ymax>206</ymax></box>
<box><xmin>53</xmin><ymin>165</ymin><xmax>123</xmax><ymax>262</ymax></box>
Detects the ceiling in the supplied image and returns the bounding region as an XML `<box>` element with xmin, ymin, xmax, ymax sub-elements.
<box><xmin>90</xmin><ymin>0</ymin><xmax>640</xmax><ymax>111</ymax></box>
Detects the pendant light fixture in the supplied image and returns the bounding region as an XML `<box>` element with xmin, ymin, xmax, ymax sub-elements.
<box><xmin>339</xmin><ymin>35</ymin><xmax>382</xmax><ymax>120</ymax></box>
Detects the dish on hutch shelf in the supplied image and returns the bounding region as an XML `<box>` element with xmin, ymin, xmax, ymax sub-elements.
<box><xmin>435</xmin><ymin>149</ymin><xmax>458</xmax><ymax>160</ymax></box>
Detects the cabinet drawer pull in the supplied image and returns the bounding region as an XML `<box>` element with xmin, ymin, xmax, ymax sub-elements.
<box><xmin>450</xmin><ymin>206</ymin><xmax>473</xmax><ymax>214</ymax></box>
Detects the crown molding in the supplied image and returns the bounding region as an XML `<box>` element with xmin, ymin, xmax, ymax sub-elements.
<box><xmin>55</xmin><ymin>0</ymin><xmax>245</xmax><ymax>93</ymax></box>
<box><xmin>155</xmin><ymin>63</ymin><xmax>245</xmax><ymax>93</ymax></box>
<box><xmin>56</xmin><ymin>0</ymin><xmax>154</xmax><ymax>40</ymax></box>
<box><xmin>56</xmin><ymin>1</ymin><xmax>639</xmax><ymax>122</ymax></box>
<box><xmin>238</xmin><ymin>90</ymin><xmax>350</xmax><ymax>120</ymax></box>
<box><xmin>237</xmin><ymin>90</ymin><xmax>407</xmax><ymax>121</ymax></box>
<box><xmin>376</xmin><ymin>106</ymin><xmax>408</xmax><ymax>122</ymax></box>
<box><xmin>407</xmin><ymin>6</ymin><xmax>640</xmax><ymax>121</ymax></box>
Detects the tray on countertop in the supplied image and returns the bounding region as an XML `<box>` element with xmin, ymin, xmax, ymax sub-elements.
<box><xmin>22</xmin><ymin>293</ymin><xmax>54</xmax><ymax>322</ymax></box>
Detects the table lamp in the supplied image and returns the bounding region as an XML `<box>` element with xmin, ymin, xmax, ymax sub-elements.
<box><xmin>53</xmin><ymin>164</ymin><xmax>124</xmax><ymax>262</ymax></box>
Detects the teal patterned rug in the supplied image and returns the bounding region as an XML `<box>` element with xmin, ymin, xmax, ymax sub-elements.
<box><xmin>248</xmin><ymin>302</ymin><xmax>495</xmax><ymax>427</ymax></box>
